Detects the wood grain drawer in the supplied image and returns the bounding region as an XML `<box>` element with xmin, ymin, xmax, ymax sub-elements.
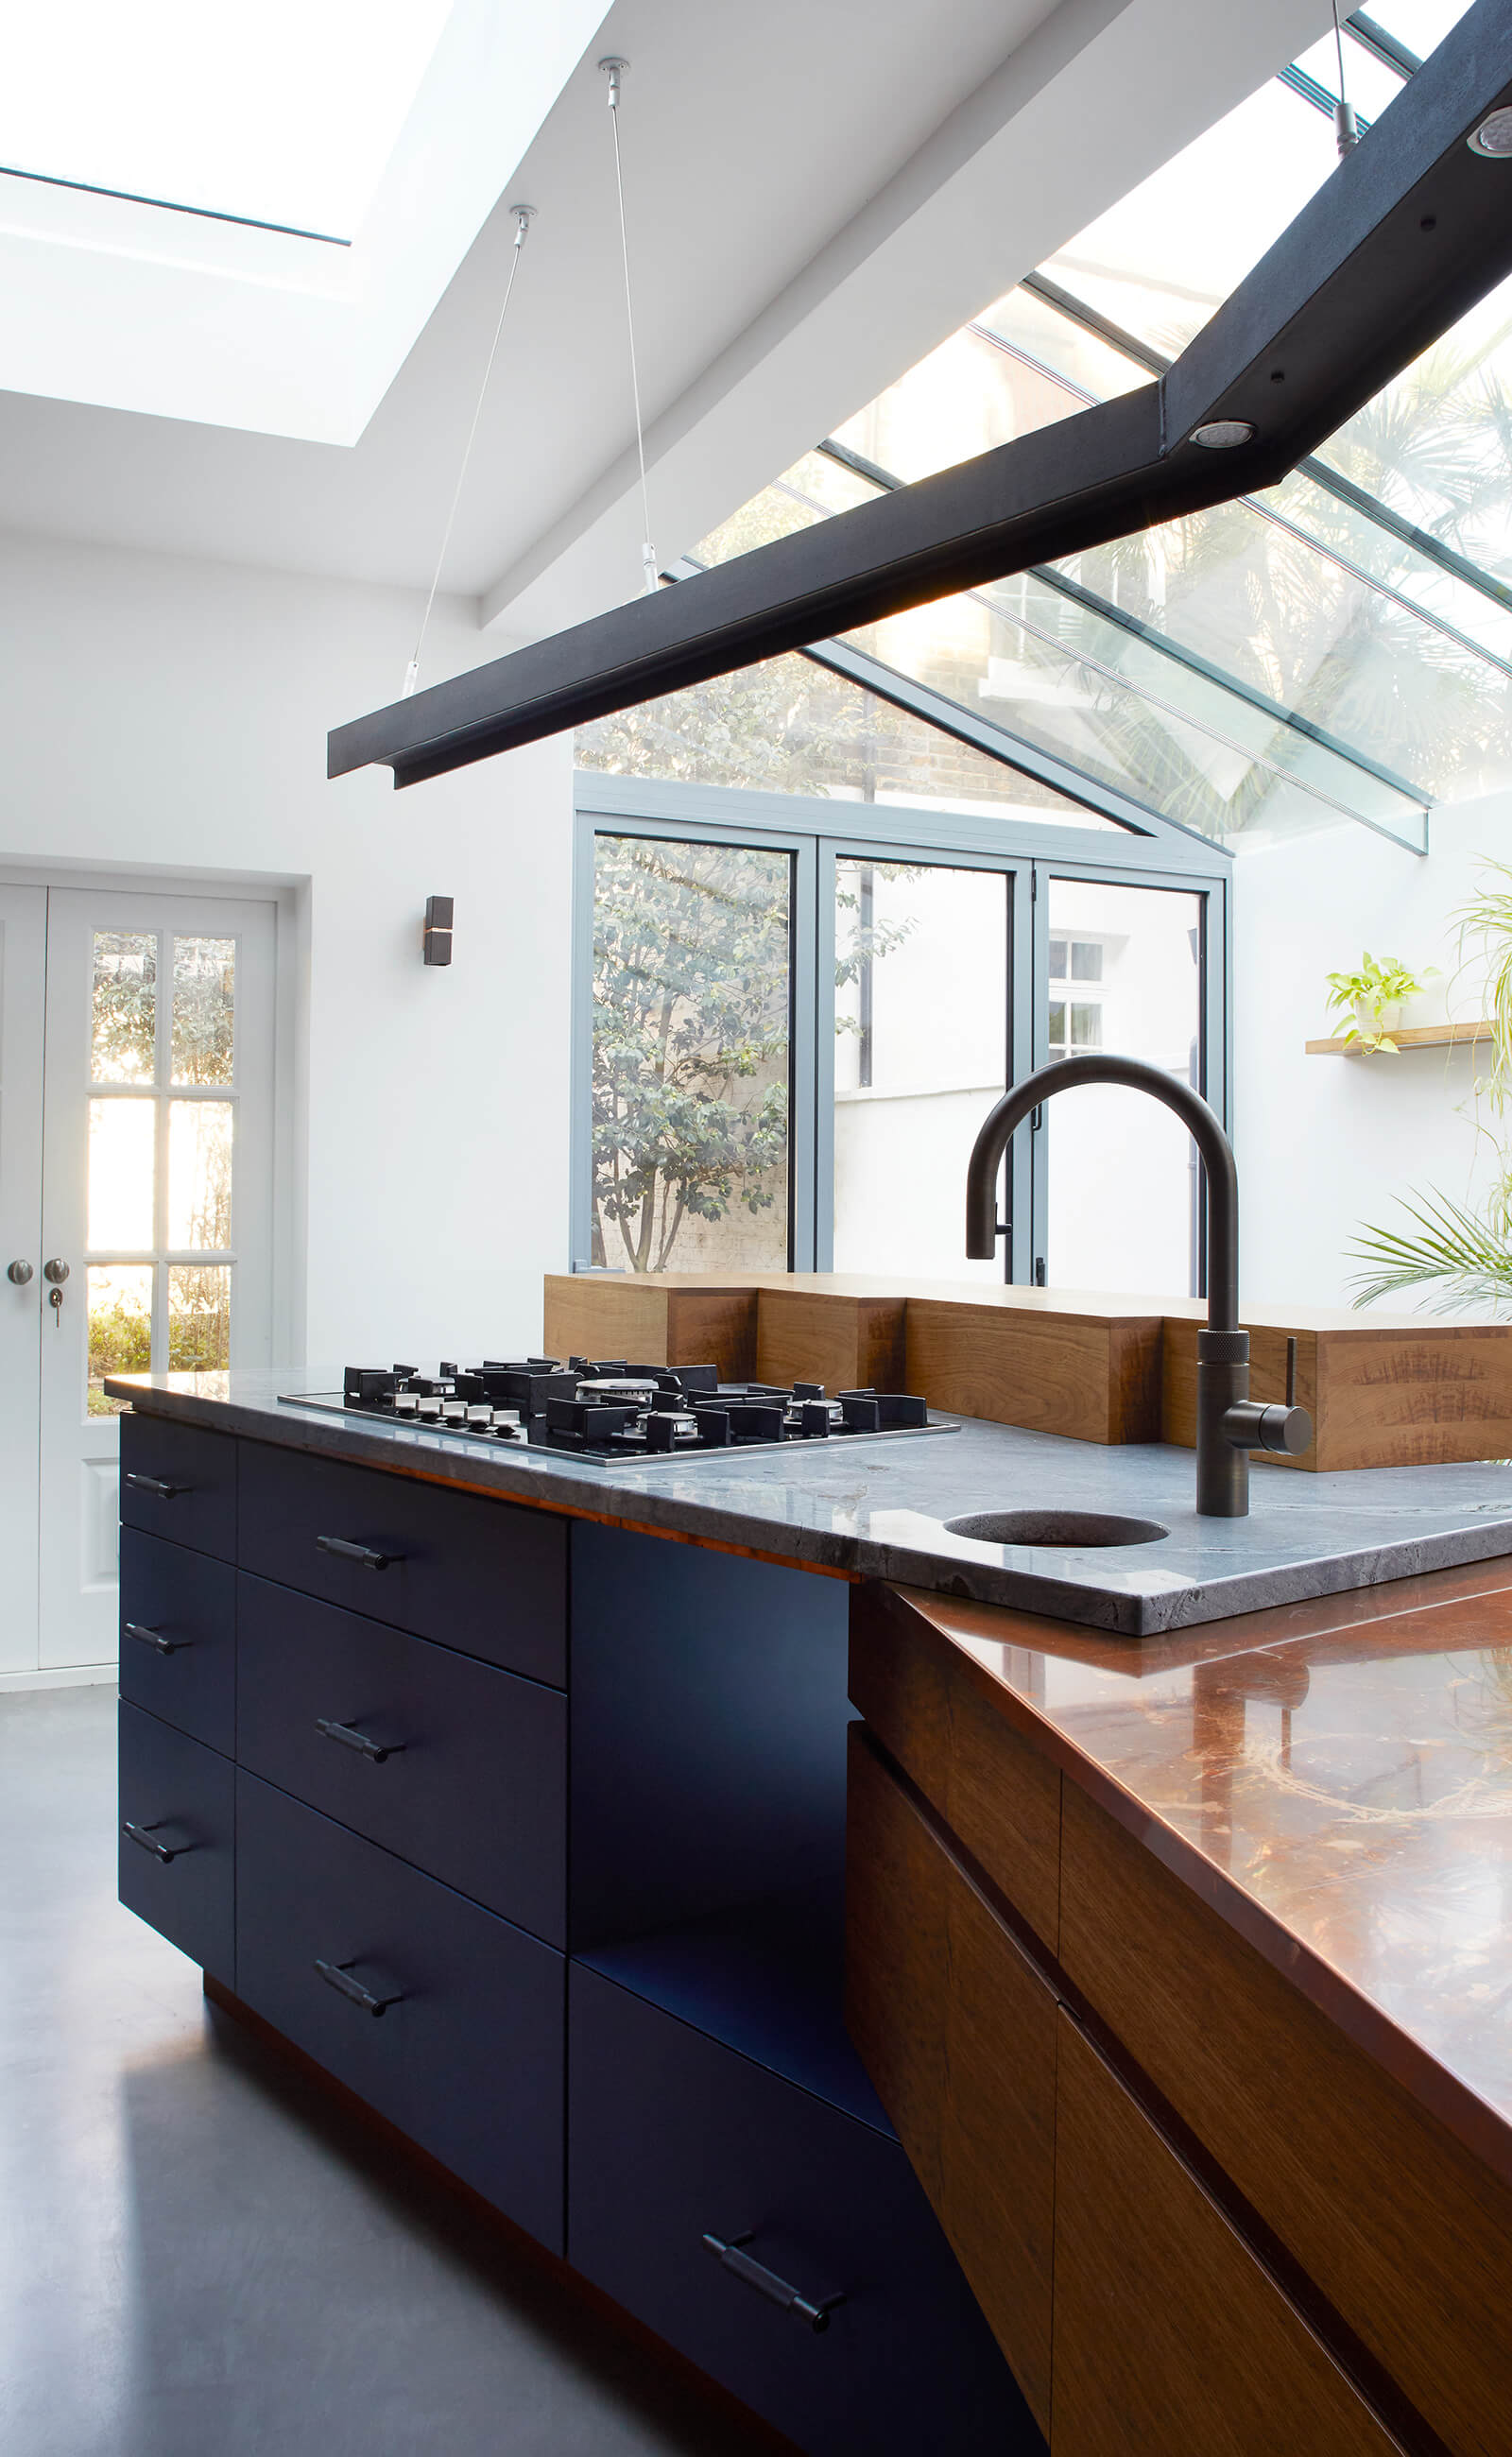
<box><xmin>118</xmin><ymin>1700</ymin><xmax>234</xmax><ymax>1983</ymax></box>
<box><xmin>236</xmin><ymin>1440</ymin><xmax>566</xmax><ymax>1686</ymax></box>
<box><xmin>1059</xmin><ymin>1781</ymin><xmax>1511</xmax><ymax>2457</ymax></box>
<box><xmin>568</xmin><ymin>1966</ymin><xmax>1038</xmax><ymax>2457</ymax></box>
<box><xmin>119</xmin><ymin>1530</ymin><xmax>235</xmax><ymax>1757</ymax></box>
<box><xmin>844</xmin><ymin>1727</ymin><xmax>1057</xmax><ymax>2434</ymax></box>
<box><xmin>120</xmin><ymin>1414</ymin><xmax>236</xmax><ymax>1563</ymax></box>
<box><xmin>236</xmin><ymin>1572</ymin><xmax>566</xmax><ymax>1945</ymax></box>
<box><xmin>849</xmin><ymin>1582</ymin><xmax>1061</xmax><ymax>1950</ymax></box>
<box><xmin>235</xmin><ymin>1771</ymin><xmax>563</xmax><ymax>2248</ymax></box>
<box><xmin>1052</xmin><ymin>2014</ymin><xmax>1400</xmax><ymax>2456</ymax></box>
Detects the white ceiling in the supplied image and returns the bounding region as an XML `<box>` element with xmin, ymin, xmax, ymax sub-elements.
<box><xmin>0</xmin><ymin>0</ymin><xmax>1333</xmax><ymax>653</ymax></box>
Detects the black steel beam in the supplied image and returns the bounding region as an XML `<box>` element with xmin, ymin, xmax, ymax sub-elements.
<box><xmin>330</xmin><ymin>0</ymin><xmax>1512</xmax><ymax>790</ymax></box>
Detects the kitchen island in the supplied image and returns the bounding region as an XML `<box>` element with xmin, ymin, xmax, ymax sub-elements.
<box><xmin>110</xmin><ymin>1366</ymin><xmax>1512</xmax><ymax>2456</ymax></box>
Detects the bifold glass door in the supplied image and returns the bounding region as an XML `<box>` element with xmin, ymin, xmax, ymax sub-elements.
<box><xmin>827</xmin><ymin>853</ymin><xmax>1030</xmax><ymax>1282</ymax></box>
<box><xmin>578</xmin><ymin>804</ymin><xmax>1224</xmax><ymax>1297</ymax></box>
<box><xmin>1039</xmin><ymin>877</ymin><xmax>1209</xmax><ymax>1300</ymax></box>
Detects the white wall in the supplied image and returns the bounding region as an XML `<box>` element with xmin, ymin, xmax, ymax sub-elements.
<box><xmin>0</xmin><ymin>528</ymin><xmax>575</xmax><ymax>1364</ymax></box>
<box><xmin>1235</xmin><ymin>792</ymin><xmax>1512</xmax><ymax>1314</ymax></box>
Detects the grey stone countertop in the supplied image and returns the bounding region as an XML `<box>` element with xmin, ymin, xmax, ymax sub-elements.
<box><xmin>108</xmin><ymin>1366</ymin><xmax>1512</xmax><ymax>1637</ymax></box>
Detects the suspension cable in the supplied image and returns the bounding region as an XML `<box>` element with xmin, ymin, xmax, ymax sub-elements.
<box><xmin>1332</xmin><ymin>0</ymin><xmax>1360</xmax><ymax>154</ymax></box>
<box><xmin>600</xmin><ymin>57</ymin><xmax>659</xmax><ymax>593</ymax></box>
<box><xmin>403</xmin><ymin>202</ymin><xmax>536</xmax><ymax>698</ymax></box>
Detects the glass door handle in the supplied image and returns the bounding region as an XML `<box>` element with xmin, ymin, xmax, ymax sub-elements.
<box><xmin>43</xmin><ymin>1259</ymin><xmax>70</xmax><ymax>1284</ymax></box>
<box><xmin>6</xmin><ymin>1261</ymin><xmax>32</xmax><ymax>1284</ymax></box>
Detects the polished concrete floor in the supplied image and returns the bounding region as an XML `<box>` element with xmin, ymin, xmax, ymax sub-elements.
<box><xmin>0</xmin><ymin>1686</ymin><xmax>780</xmax><ymax>2457</ymax></box>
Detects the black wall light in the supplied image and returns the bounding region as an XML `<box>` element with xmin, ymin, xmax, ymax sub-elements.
<box><xmin>422</xmin><ymin>896</ymin><xmax>454</xmax><ymax>966</ymax></box>
<box><xmin>330</xmin><ymin>0</ymin><xmax>1512</xmax><ymax>790</ymax></box>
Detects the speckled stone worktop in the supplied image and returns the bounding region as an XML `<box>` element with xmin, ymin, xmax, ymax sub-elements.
<box><xmin>108</xmin><ymin>1366</ymin><xmax>1512</xmax><ymax>1635</ymax></box>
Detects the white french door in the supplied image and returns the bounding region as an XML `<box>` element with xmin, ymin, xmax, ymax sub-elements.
<box><xmin>0</xmin><ymin>885</ymin><xmax>280</xmax><ymax>1677</ymax></box>
<box><xmin>0</xmin><ymin>888</ymin><xmax>47</xmax><ymax>1675</ymax></box>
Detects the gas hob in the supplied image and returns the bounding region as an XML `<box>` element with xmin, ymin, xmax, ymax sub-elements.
<box><xmin>279</xmin><ymin>1355</ymin><xmax>959</xmax><ymax>1468</ymax></box>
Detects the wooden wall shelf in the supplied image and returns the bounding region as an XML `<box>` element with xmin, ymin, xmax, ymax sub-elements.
<box><xmin>1306</xmin><ymin>1021</ymin><xmax>1494</xmax><ymax>1057</ymax></box>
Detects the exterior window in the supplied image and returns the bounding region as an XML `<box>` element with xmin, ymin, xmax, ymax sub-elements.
<box><xmin>590</xmin><ymin>834</ymin><xmax>792</xmax><ymax>1275</ymax></box>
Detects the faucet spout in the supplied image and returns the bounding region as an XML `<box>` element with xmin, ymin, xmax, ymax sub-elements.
<box><xmin>964</xmin><ymin>1054</ymin><xmax>1308</xmax><ymax>1515</ymax></box>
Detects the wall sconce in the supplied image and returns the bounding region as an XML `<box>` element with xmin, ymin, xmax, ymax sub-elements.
<box><xmin>422</xmin><ymin>895</ymin><xmax>454</xmax><ymax>966</ymax></box>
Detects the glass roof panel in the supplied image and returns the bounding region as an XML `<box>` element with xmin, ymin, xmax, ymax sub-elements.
<box><xmin>1292</xmin><ymin>30</ymin><xmax>1408</xmax><ymax>118</ymax></box>
<box><xmin>0</xmin><ymin>1</ymin><xmax>453</xmax><ymax>239</ymax></box>
<box><xmin>841</xmin><ymin>589</ymin><xmax>1424</xmax><ymax>851</ymax></box>
<box><xmin>833</xmin><ymin>325</ymin><xmax>1081</xmax><ymax>483</ymax></box>
<box><xmin>1355</xmin><ymin>1</ymin><xmax>1473</xmax><ymax>61</ymax></box>
<box><xmin>1040</xmin><ymin>78</ymin><xmax>1342</xmax><ymax>361</ymax></box>
<box><xmin>1313</xmin><ymin>273</ymin><xmax>1512</xmax><ymax>593</ymax></box>
<box><xmin>974</xmin><ymin>285</ymin><xmax>1152</xmax><ymax>396</ymax></box>
<box><xmin>576</xmin><ymin>647</ymin><xmax>1125</xmax><ymax>826</ymax></box>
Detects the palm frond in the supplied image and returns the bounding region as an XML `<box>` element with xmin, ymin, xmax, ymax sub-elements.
<box><xmin>1348</xmin><ymin>1188</ymin><xmax>1512</xmax><ymax>1314</ymax></box>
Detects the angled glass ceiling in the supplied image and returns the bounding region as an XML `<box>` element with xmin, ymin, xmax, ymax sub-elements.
<box><xmin>695</xmin><ymin>9</ymin><xmax>1509</xmax><ymax>853</ymax></box>
<box><xmin>0</xmin><ymin>1</ymin><xmax>453</xmax><ymax>241</ymax></box>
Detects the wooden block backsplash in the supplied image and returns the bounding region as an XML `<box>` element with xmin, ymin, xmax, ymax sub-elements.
<box><xmin>543</xmin><ymin>1275</ymin><xmax>1512</xmax><ymax>1470</ymax></box>
<box><xmin>1163</xmin><ymin>1316</ymin><xmax>1512</xmax><ymax>1471</ymax></box>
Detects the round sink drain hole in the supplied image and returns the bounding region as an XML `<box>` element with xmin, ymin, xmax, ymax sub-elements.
<box><xmin>943</xmin><ymin>1508</ymin><xmax>1170</xmax><ymax>1550</ymax></box>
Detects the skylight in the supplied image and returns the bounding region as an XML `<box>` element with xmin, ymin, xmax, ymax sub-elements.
<box><xmin>0</xmin><ymin>0</ymin><xmax>454</xmax><ymax>241</ymax></box>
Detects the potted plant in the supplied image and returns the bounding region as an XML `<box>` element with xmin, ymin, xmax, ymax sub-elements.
<box><xmin>1323</xmin><ymin>951</ymin><xmax>1431</xmax><ymax>1053</ymax></box>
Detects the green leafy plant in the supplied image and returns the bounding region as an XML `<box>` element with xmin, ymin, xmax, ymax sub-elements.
<box><xmin>1323</xmin><ymin>950</ymin><xmax>1430</xmax><ymax>1053</ymax></box>
<box><xmin>1349</xmin><ymin>1187</ymin><xmax>1512</xmax><ymax>1314</ymax></box>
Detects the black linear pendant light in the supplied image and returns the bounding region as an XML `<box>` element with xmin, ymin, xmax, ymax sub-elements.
<box><xmin>331</xmin><ymin>0</ymin><xmax>1512</xmax><ymax>792</ymax></box>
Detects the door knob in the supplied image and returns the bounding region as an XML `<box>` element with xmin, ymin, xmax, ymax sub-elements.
<box><xmin>43</xmin><ymin>1259</ymin><xmax>70</xmax><ymax>1285</ymax></box>
<box><xmin>6</xmin><ymin>1260</ymin><xmax>33</xmax><ymax>1285</ymax></box>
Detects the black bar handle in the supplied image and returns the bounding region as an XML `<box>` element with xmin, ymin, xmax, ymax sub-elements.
<box><xmin>122</xmin><ymin>1819</ymin><xmax>190</xmax><ymax>1864</ymax></box>
<box><xmin>701</xmin><ymin>2231</ymin><xmax>845</xmax><ymax>2333</ymax></box>
<box><xmin>124</xmin><ymin>1472</ymin><xmax>189</xmax><ymax>1501</ymax></box>
<box><xmin>315</xmin><ymin>1717</ymin><xmax>404</xmax><ymax>1764</ymax></box>
<box><xmin>316</xmin><ymin>1534</ymin><xmax>402</xmax><ymax>1571</ymax></box>
<box><xmin>123</xmin><ymin>1621</ymin><xmax>187</xmax><ymax>1657</ymax></box>
<box><xmin>314</xmin><ymin>1957</ymin><xmax>404</xmax><ymax>2018</ymax></box>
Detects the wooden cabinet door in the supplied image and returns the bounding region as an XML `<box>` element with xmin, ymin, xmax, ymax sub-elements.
<box><xmin>845</xmin><ymin>1727</ymin><xmax>1058</xmax><ymax>2434</ymax></box>
<box><xmin>1051</xmin><ymin>2014</ymin><xmax>1401</xmax><ymax>2457</ymax></box>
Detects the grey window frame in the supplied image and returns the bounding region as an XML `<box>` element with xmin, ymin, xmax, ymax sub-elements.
<box><xmin>573</xmin><ymin>752</ymin><xmax>1230</xmax><ymax>1294</ymax></box>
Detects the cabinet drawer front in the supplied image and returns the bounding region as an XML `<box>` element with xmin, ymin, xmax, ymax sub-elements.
<box><xmin>237</xmin><ymin>1441</ymin><xmax>566</xmax><ymax>1686</ymax></box>
<box><xmin>236</xmin><ymin>1573</ymin><xmax>566</xmax><ymax>1945</ymax></box>
<box><xmin>845</xmin><ymin>1728</ymin><xmax>1057</xmax><ymax>2434</ymax></box>
<box><xmin>569</xmin><ymin>1967</ymin><xmax>1037</xmax><ymax>2457</ymax></box>
<box><xmin>235</xmin><ymin>1772</ymin><xmax>563</xmax><ymax>2249</ymax></box>
<box><xmin>118</xmin><ymin>1701</ymin><xmax>234</xmax><ymax>1983</ymax></box>
<box><xmin>121</xmin><ymin>1414</ymin><xmax>236</xmax><ymax>1563</ymax></box>
<box><xmin>1052</xmin><ymin>2014</ymin><xmax>1400</xmax><ymax>2457</ymax></box>
<box><xmin>1060</xmin><ymin>1781</ymin><xmax>1512</xmax><ymax>2457</ymax></box>
<box><xmin>119</xmin><ymin>1531</ymin><xmax>235</xmax><ymax>1757</ymax></box>
<box><xmin>849</xmin><ymin>1584</ymin><xmax>1061</xmax><ymax>1951</ymax></box>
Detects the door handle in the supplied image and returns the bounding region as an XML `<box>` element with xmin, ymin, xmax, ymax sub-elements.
<box><xmin>43</xmin><ymin>1259</ymin><xmax>69</xmax><ymax>1284</ymax></box>
<box><xmin>316</xmin><ymin>1535</ymin><xmax>403</xmax><ymax>1571</ymax></box>
<box><xmin>123</xmin><ymin>1621</ymin><xmax>189</xmax><ymax>1657</ymax></box>
<box><xmin>6</xmin><ymin>1260</ymin><xmax>33</xmax><ymax>1285</ymax></box>
<box><xmin>122</xmin><ymin>1820</ymin><xmax>192</xmax><ymax>1864</ymax></box>
<box><xmin>316</xmin><ymin>1717</ymin><xmax>404</xmax><ymax>1764</ymax></box>
<box><xmin>700</xmin><ymin>2230</ymin><xmax>846</xmax><ymax>2333</ymax></box>
<box><xmin>314</xmin><ymin>1957</ymin><xmax>404</xmax><ymax>2018</ymax></box>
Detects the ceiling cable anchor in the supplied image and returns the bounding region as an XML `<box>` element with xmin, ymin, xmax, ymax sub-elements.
<box><xmin>599</xmin><ymin>55</ymin><xmax>627</xmax><ymax>107</ymax></box>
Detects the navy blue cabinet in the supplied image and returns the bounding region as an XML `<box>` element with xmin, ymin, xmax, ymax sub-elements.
<box><xmin>569</xmin><ymin>1966</ymin><xmax>1038</xmax><ymax>2457</ymax></box>
<box><xmin>121</xmin><ymin>1413</ymin><xmax>236</xmax><ymax>1562</ymax></box>
<box><xmin>236</xmin><ymin>1772</ymin><xmax>564</xmax><ymax>2250</ymax></box>
<box><xmin>118</xmin><ymin>1700</ymin><xmax>234</xmax><ymax>1983</ymax></box>
<box><xmin>237</xmin><ymin>1440</ymin><xmax>566</xmax><ymax>1687</ymax></box>
<box><xmin>117</xmin><ymin>1412</ymin><xmax>1040</xmax><ymax>2450</ymax></box>
<box><xmin>236</xmin><ymin>1572</ymin><xmax>567</xmax><ymax>1945</ymax></box>
<box><xmin>119</xmin><ymin>1530</ymin><xmax>235</xmax><ymax>1758</ymax></box>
